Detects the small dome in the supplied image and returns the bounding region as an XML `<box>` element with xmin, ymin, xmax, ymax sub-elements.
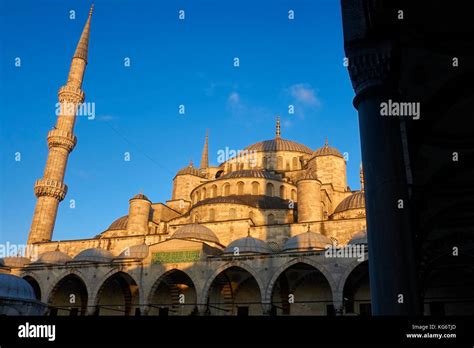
<box><xmin>245</xmin><ymin>138</ymin><xmax>313</xmax><ymax>154</ymax></box>
<box><xmin>171</xmin><ymin>224</ymin><xmax>220</xmax><ymax>244</ymax></box>
<box><xmin>0</xmin><ymin>274</ymin><xmax>36</xmax><ymax>301</ymax></box>
<box><xmin>311</xmin><ymin>140</ymin><xmax>343</xmax><ymax>159</ymax></box>
<box><xmin>224</xmin><ymin>237</ymin><xmax>273</xmax><ymax>255</ymax></box>
<box><xmin>107</xmin><ymin>215</ymin><xmax>128</xmax><ymax>230</ymax></box>
<box><xmin>176</xmin><ymin>163</ymin><xmax>202</xmax><ymax>177</ymax></box>
<box><xmin>131</xmin><ymin>193</ymin><xmax>150</xmax><ymax>201</ymax></box>
<box><xmin>283</xmin><ymin>232</ymin><xmax>332</xmax><ymax>251</ymax></box>
<box><xmin>73</xmin><ymin>248</ymin><xmax>114</xmax><ymax>263</ymax></box>
<box><xmin>117</xmin><ymin>244</ymin><xmax>149</xmax><ymax>259</ymax></box>
<box><xmin>34</xmin><ymin>251</ymin><xmax>72</xmax><ymax>264</ymax></box>
<box><xmin>0</xmin><ymin>257</ymin><xmax>30</xmax><ymax>268</ymax></box>
<box><xmin>334</xmin><ymin>191</ymin><xmax>365</xmax><ymax>214</ymax></box>
<box><xmin>348</xmin><ymin>230</ymin><xmax>368</xmax><ymax>245</ymax></box>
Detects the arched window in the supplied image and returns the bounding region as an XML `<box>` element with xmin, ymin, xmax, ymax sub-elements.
<box><xmin>286</xmin><ymin>161</ymin><xmax>290</xmax><ymax>170</ymax></box>
<box><xmin>266</xmin><ymin>183</ymin><xmax>274</xmax><ymax>197</ymax></box>
<box><xmin>209</xmin><ymin>208</ymin><xmax>215</xmax><ymax>222</ymax></box>
<box><xmin>223</xmin><ymin>183</ymin><xmax>230</xmax><ymax>196</ymax></box>
<box><xmin>202</xmin><ymin>187</ymin><xmax>207</xmax><ymax>199</ymax></box>
<box><xmin>194</xmin><ymin>213</ymin><xmax>200</xmax><ymax>223</ymax></box>
<box><xmin>237</xmin><ymin>181</ymin><xmax>244</xmax><ymax>195</ymax></box>
<box><xmin>292</xmin><ymin>157</ymin><xmax>299</xmax><ymax>169</ymax></box>
<box><xmin>211</xmin><ymin>185</ymin><xmax>218</xmax><ymax>197</ymax></box>
<box><xmin>262</xmin><ymin>157</ymin><xmax>267</xmax><ymax>168</ymax></box>
<box><xmin>279</xmin><ymin>185</ymin><xmax>285</xmax><ymax>199</ymax></box>
<box><xmin>229</xmin><ymin>163</ymin><xmax>233</xmax><ymax>172</ymax></box>
<box><xmin>197</xmin><ymin>190</ymin><xmax>201</xmax><ymax>201</ymax></box>
<box><xmin>267</xmin><ymin>213</ymin><xmax>275</xmax><ymax>225</ymax></box>
<box><xmin>291</xmin><ymin>189</ymin><xmax>297</xmax><ymax>201</ymax></box>
<box><xmin>268</xmin><ymin>157</ymin><xmax>274</xmax><ymax>170</ymax></box>
<box><xmin>277</xmin><ymin>156</ymin><xmax>283</xmax><ymax>169</ymax></box>
<box><xmin>229</xmin><ymin>208</ymin><xmax>236</xmax><ymax>219</ymax></box>
<box><xmin>252</xmin><ymin>181</ymin><xmax>260</xmax><ymax>195</ymax></box>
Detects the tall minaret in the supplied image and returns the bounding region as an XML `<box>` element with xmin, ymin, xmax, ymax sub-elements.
<box><xmin>360</xmin><ymin>162</ymin><xmax>365</xmax><ymax>191</ymax></box>
<box><xmin>27</xmin><ymin>6</ymin><xmax>94</xmax><ymax>244</ymax></box>
<box><xmin>200</xmin><ymin>130</ymin><xmax>209</xmax><ymax>169</ymax></box>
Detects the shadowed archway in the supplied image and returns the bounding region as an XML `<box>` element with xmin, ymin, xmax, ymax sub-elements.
<box><xmin>47</xmin><ymin>274</ymin><xmax>88</xmax><ymax>316</ymax></box>
<box><xmin>148</xmin><ymin>269</ymin><xmax>197</xmax><ymax>316</ymax></box>
<box><xmin>270</xmin><ymin>262</ymin><xmax>333</xmax><ymax>315</ymax></box>
<box><xmin>95</xmin><ymin>272</ymin><xmax>139</xmax><ymax>316</ymax></box>
<box><xmin>206</xmin><ymin>266</ymin><xmax>262</xmax><ymax>316</ymax></box>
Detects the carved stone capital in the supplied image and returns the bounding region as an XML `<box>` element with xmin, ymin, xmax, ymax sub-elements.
<box><xmin>47</xmin><ymin>129</ymin><xmax>77</xmax><ymax>152</ymax></box>
<box><xmin>347</xmin><ymin>47</ymin><xmax>394</xmax><ymax>96</ymax></box>
<box><xmin>34</xmin><ymin>178</ymin><xmax>68</xmax><ymax>201</ymax></box>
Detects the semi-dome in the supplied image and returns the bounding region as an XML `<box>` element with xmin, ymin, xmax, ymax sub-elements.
<box><xmin>334</xmin><ymin>191</ymin><xmax>365</xmax><ymax>214</ymax></box>
<box><xmin>0</xmin><ymin>274</ymin><xmax>36</xmax><ymax>301</ymax></box>
<box><xmin>107</xmin><ymin>215</ymin><xmax>128</xmax><ymax>230</ymax></box>
<box><xmin>0</xmin><ymin>257</ymin><xmax>31</xmax><ymax>268</ymax></box>
<box><xmin>34</xmin><ymin>251</ymin><xmax>72</xmax><ymax>264</ymax></box>
<box><xmin>224</xmin><ymin>237</ymin><xmax>273</xmax><ymax>255</ymax></box>
<box><xmin>73</xmin><ymin>248</ymin><xmax>114</xmax><ymax>263</ymax></box>
<box><xmin>348</xmin><ymin>230</ymin><xmax>368</xmax><ymax>245</ymax></box>
<box><xmin>117</xmin><ymin>244</ymin><xmax>149</xmax><ymax>259</ymax></box>
<box><xmin>245</xmin><ymin>138</ymin><xmax>312</xmax><ymax>154</ymax></box>
<box><xmin>311</xmin><ymin>140</ymin><xmax>344</xmax><ymax>159</ymax></box>
<box><xmin>219</xmin><ymin>169</ymin><xmax>282</xmax><ymax>181</ymax></box>
<box><xmin>171</xmin><ymin>224</ymin><xmax>220</xmax><ymax>244</ymax></box>
<box><xmin>283</xmin><ymin>232</ymin><xmax>332</xmax><ymax>251</ymax></box>
<box><xmin>176</xmin><ymin>162</ymin><xmax>202</xmax><ymax>177</ymax></box>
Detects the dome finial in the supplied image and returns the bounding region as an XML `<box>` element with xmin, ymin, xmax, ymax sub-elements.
<box><xmin>275</xmin><ymin>116</ymin><xmax>281</xmax><ymax>139</ymax></box>
<box><xmin>247</xmin><ymin>227</ymin><xmax>251</xmax><ymax>237</ymax></box>
<box><xmin>89</xmin><ymin>3</ymin><xmax>94</xmax><ymax>16</ymax></box>
<box><xmin>307</xmin><ymin>224</ymin><xmax>311</xmax><ymax>232</ymax></box>
<box><xmin>324</xmin><ymin>137</ymin><xmax>328</xmax><ymax>146</ymax></box>
<box><xmin>189</xmin><ymin>159</ymin><xmax>194</xmax><ymax>167</ymax></box>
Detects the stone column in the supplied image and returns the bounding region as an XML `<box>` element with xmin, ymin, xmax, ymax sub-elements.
<box><xmin>341</xmin><ymin>0</ymin><xmax>419</xmax><ymax>315</ymax></box>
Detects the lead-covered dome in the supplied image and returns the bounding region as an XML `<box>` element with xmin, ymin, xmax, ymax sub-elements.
<box><xmin>117</xmin><ymin>244</ymin><xmax>149</xmax><ymax>259</ymax></box>
<box><xmin>73</xmin><ymin>248</ymin><xmax>114</xmax><ymax>263</ymax></box>
<box><xmin>245</xmin><ymin>138</ymin><xmax>312</xmax><ymax>154</ymax></box>
<box><xmin>0</xmin><ymin>257</ymin><xmax>31</xmax><ymax>268</ymax></box>
<box><xmin>176</xmin><ymin>162</ymin><xmax>202</xmax><ymax>177</ymax></box>
<box><xmin>224</xmin><ymin>237</ymin><xmax>273</xmax><ymax>255</ymax></box>
<box><xmin>107</xmin><ymin>215</ymin><xmax>128</xmax><ymax>230</ymax></box>
<box><xmin>311</xmin><ymin>140</ymin><xmax>344</xmax><ymax>159</ymax></box>
<box><xmin>283</xmin><ymin>232</ymin><xmax>332</xmax><ymax>251</ymax></box>
<box><xmin>334</xmin><ymin>191</ymin><xmax>365</xmax><ymax>214</ymax></box>
<box><xmin>348</xmin><ymin>230</ymin><xmax>368</xmax><ymax>245</ymax></box>
<box><xmin>34</xmin><ymin>251</ymin><xmax>72</xmax><ymax>264</ymax></box>
<box><xmin>0</xmin><ymin>274</ymin><xmax>36</xmax><ymax>301</ymax></box>
<box><xmin>171</xmin><ymin>224</ymin><xmax>220</xmax><ymax>244</ymax></box>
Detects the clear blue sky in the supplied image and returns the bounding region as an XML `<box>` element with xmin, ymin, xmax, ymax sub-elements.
<box><xmin>0</xmin><ymin>0</ymin><xmax>361</xmax><ymax>245</ymax></box>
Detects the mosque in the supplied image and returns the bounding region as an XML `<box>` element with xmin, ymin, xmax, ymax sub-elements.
<box><xmin>0</xmin><ymin>6</ymin><xmax>370</xmax><ymax>316</ymax></box>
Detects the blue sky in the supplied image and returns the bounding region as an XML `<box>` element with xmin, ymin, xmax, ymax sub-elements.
<box><xmin>0</xmin><ymin>0</ymin><xmax>361</xmax><ymax>245</ymax></box>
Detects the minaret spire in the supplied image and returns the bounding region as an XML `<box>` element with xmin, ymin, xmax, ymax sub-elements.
<box><xmin>360</xmin><ymin>162</ymin><xmax>365</xmax><ymax>191</ymax></box>
<box><xmin>28</xmin><ymin>6</ymin><xmax>94</xmax><ymax>244</ymax></box>
<box><xmin>200</xmin><ymin>129</ymin><xmax>209</xmax><ymax>169</ymax></box>
<box><xmin>275</xmin><ymin>116</ymin><xmax>281</xmax><ymax>139</ymax></box>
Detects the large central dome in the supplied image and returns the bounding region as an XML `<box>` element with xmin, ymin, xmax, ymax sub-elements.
<box><xmin>245</xmin><ymin>138</ymin><xmax>312</xmax><ymax>154</ymax></box>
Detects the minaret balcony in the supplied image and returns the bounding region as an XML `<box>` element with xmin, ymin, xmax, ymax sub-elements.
<box><xmin>58</xmin><ymin>85</ymin><xmax>85</xmax><ymax>104</ymax></box>
<box><xmin>34</xmin><ymin>178</ymin><xmax>68</xmax><ymax>201</ymax></box>
<box><xmin>47</xmin><ymin>129</ymin><xmax>77</xmax><ymax>152</ymax></box>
